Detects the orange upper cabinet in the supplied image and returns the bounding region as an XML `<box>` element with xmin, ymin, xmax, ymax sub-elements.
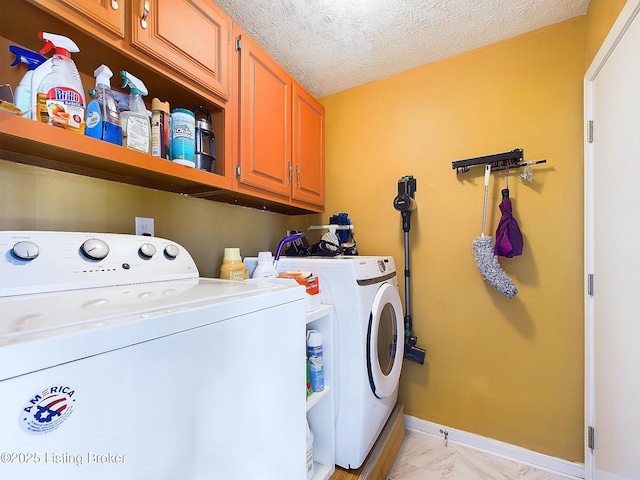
<box><xmin>292</xmin><ymin>83</ymin><xmax>325</xmax><ymax>207</ymax></box>
<box><xmin>28</xmin><ymin>0</ymin><xmax>126</xmax><ymax>38</ymax></box>
<box><xmin>235</xmin><ymin>31</ymin><xmax>292</xmax><ymax>198</ymax></box>
<box><xmin>233</xmin><ymin>27</ymin><xmax>325</xmax><ymax>211</ymax></box>
<box><xmin>130</xmin><ymin>0</ymin><xmax>231</xmax><ymax>100</ymax></box>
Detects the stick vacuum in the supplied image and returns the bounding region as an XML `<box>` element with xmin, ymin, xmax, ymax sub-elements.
<box><xmin>393</xmin><ymin>176</ymin><xmax>426</xmax><ymax>365</ymax></box>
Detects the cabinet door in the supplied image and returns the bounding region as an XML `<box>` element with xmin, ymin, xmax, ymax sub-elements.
<box><xmin>236</xmin><ymin>33</ymin><xmax>292</xmax><ymax>198</ymax></box>
<box><xmin>130</xmin><ymin>0</ymin><xmax>231</xmax><ymax>99</ymax></box>
<box><xmin>292</xmin><ymin>83</ymin><xmax>325</xmax><ymax>207</ymax></box>
<box><xmin>33</xmin><ymin>0</ymin><xmax>125</xmax><ymax>38</ymax></box>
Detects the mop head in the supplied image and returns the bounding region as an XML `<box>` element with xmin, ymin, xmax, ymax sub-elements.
<box><xmin>472</xmin><ymin>235</ymin><xmax>518</xmax><ymax>299</ymax></box>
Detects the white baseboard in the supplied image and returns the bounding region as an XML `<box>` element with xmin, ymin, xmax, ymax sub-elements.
<box><xmin>403</xmin><ymin>415</ymin><xmax>585</xmax><ymax>479</ymax></box>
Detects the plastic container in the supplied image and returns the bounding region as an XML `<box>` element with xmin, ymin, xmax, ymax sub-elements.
<box><xmin>9</xmin><ymin>45</ymin><xmax>46</xmax><ymax>119</ymax></box>
<box><xmin>171</xmin><ymin>108</ymin><xmax>196</xmax><ymax>166</ymax></box>
<box><xmin>307</xmin><ymin>329</ymin><xmax>324</xmax><ymax>392</ymax></box>
<box><xmin>219</xmin><ymin>248</ymin><xmax>248</xmax><ymax>281</ymax></box>
<box><xmin>251</xmin><ymin>251</ymin><xmax>278</xmax><ymax>278</ymax></box>
<box><xmin>85</xmin><ymin>64</ymin><xmax>122</xmax><ymax>145</ymax></box>
<box><xmin>120</xmin><ymin>70</ymin><xmax>151</xmax><ymax>154</ymax></box>
<box><xmin>33</xmin><ymin>32</ymin><xmax>86</xmax><ymax>133</ymax></box>
<box><xmin>151</xmin><ymin>98</ymin><xmax>170</xmax><ymax>159</ymax></box>
<box><xmin>306</xmin><ymin>418</ymin><xmax>315</xmax><ymax>480</ymax></box>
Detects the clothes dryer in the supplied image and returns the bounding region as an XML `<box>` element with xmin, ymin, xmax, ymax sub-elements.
<box><xmin>250</xmin><ymin>256</ymin><xmax>404</xmax><ymax>469</ymax></box>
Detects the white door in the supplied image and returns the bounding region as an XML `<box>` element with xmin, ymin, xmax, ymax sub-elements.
<box><xmin>585</xmin><ymin>2</ymin><xmax>640</xmax><ymax>478</ymax></box>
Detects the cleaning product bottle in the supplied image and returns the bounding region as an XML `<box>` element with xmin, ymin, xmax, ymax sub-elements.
<box><xmin>219</xmin><ymin>248</ymin><xmax>248</xmax><ymax>280</ymax></box>
<box><xmin>85</xmin><ymin>64</ymin><xmax>122</xmax><ymax>145</ymax></box>
<box><xmin>251</xmin><ymin>251</ymin><xmax>278</xmax><ymax>278</ymax></box>
<box><xmin>8</xmin><ymin>45</ymin><xmax>46</xmax><ymax>119</ymax></box>
<box><xmin>151</xmin><ymin>98</ymin><xmax>170</xmax><ymax>159</ymax></box>
<box><xmin>33</xmin><ymin>32</ymin><xmax>86</xmax><ymax>133</ymax></box>
<box><xmin>306</xmin><ymin>417</ymin><xmax>315</xmax><ymax>480</ymax></box>
<box><xmin>307</xmin><ymin>330</ymin><xmax>324</xmax><ymax>392</ymax></box>
<box><xmin>120</xmin><ymin>70</ymin><xmax>151</xmax><ymax>154</ymax></box>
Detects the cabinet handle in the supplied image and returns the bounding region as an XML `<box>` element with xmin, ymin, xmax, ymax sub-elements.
<box><xmin>288</xmin><ymin>161</ymin><xmax>292</xmax><ymax>185</ymax></box>
<box><xmin>111</xmin><ymin>0</ymin><xmax>119</xmax><ymax>10</ymax></box>
<box><xmin>140</xmin><ymin>0</ymin><xmax>150</xmax><ymax>29</ymax></box>
<box><xmin>296</xmin><ymin>165</ymin><xmax>300</xmax><ymax>188</ymax></box>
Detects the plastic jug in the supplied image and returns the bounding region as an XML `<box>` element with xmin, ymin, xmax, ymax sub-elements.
<box><xmin>219</xmin><ymin>248</ymin><xmax>248</xmax><ymax>281</ymax></box>
<box><xmin>251</xmin><ymin>251</ymin><xmax>278</xmax><ymax>278</ymax></box>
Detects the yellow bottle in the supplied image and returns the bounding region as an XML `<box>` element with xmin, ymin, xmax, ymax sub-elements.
<box><xmin>219</xmin><ymin>248</ymin><xmax>248</xmax><ymax>281</ymax></box>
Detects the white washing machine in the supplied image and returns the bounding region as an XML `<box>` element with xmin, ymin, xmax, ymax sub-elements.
<box><xmin>0</xmin><ymin>231</ymin><xmax>307</xmax><ymax>480</ymax></box>
<box><xmin>248</xmin><ymin>255</ymin><xmax>404</xmax><ymax>469</ymax></box>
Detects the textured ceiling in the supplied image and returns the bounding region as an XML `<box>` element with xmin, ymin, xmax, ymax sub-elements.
<box><xmin>213</xmin><ymin>0</ymin><xmax>591</xmax><ymax>98</ymax></box>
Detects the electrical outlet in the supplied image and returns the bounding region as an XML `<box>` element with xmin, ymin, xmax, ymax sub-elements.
<box><xmin>135</xmin><ymin>217</ymin><xmax>154</xmax><ymax>236</ymax></box>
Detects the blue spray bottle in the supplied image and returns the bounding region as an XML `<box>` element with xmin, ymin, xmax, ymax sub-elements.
<box><xmin>85</xmin><ymin>64</ymin><xmax>122</xmax><ymax>145</ymax></box>
<box><xmin>9</xmin><ymin>46</ymin><xmax>46</xmax><ymax>119</ymax></box>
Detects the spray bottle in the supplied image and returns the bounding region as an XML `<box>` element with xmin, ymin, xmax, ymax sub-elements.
<box><xmin>120</xmin><ymin>70</ymin><xmax>151</xmax><ymax>154</ymax></box>
<box><xmin>85</xmin><ymin>65</ymin><xmax>122</xmax><ymax>145</ymax></box>
<box><xmin>8</xmin><ymin>46</ymin><xmax>46</xmax><ymax>119</ymax></box>
<box><xmin>33</xmin><ymin>32</ymin><xmax>86</xmax><ymax>134</ymax></box>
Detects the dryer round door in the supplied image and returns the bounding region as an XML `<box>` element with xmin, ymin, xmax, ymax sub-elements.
<box><xmin>367</xmin><ymin>282</ymin><xmax>404</xmax><ymax>399</ymax></box>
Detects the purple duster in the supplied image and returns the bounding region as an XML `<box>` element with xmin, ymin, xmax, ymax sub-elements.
<box><xmin>494</xmin><ymin>189</ymin><xmax>523</xmax><ymax>258</ymax></box>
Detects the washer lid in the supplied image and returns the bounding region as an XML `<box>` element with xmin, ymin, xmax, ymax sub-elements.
<box><xmin>0</xmin><ymin>278</ymin><xmax>305</xmax><ymax>381</ymax></box>
<box><xmin>367</xmin><ymin>282</ymin><xmax>404</xmax><ymax>398</ymax></box>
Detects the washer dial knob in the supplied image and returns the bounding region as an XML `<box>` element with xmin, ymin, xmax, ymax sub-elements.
<box><xmin>12</xmin><ymin>241</ymin><xmax>40</xmax><ymax>260</ymax></box>
<box><xmin>139</xmin><ymin>243</ymin><xmax>157</xmax><ymax>258</ymax></box>
<box><xmin>81</xmin><ymin>238</ymin><xmax>110</xmax><ymax>260</ymax></box>
<box><xmin>164</xmin><ymin>244</ymin><xmax>179</xmax><ymax>259</ymax></box>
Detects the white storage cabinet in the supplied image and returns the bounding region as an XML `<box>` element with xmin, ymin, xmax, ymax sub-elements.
<box><xmin>306</xmin><ymin>305</ymin><xmax>335</xmax><ymax>480</ymax></box>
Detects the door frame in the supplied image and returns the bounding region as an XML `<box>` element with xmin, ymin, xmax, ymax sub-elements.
<box><xmin>584</xmin><ymin>1</ymin><xmax>640</xmax><ymax>478</ymax></box>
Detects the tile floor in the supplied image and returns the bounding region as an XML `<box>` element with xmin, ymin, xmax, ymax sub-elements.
<box><xmin>388</xmin><ymin>429</ymin><xmax>578</xmax><ymax>480</ymax></box>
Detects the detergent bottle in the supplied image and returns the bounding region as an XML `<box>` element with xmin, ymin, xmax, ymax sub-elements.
<box><xmin>120</xmin><ymin>70</ymin><xmax>151</xmax><ymax>154</ymax></box>
<box><xmin>85</xmin><ymin>64</ymin><xmax>122</xmax><ymax>145</ymax></box>
<box><xmin>8</xmin><ymin>45</ymin><xmax>46</xmax><ymax>119</ymax></box>
<box><xmin>33</xmin><ymin>32</ymin><xmax>86</xmax><ymax>133</ymax></box>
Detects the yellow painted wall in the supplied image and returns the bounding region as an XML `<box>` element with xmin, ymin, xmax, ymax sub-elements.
<box><xmin>586</xmin><ymin>0</ymin><xmax>628</xmax><ymax>66</ymax></box>
<box><xmin>321</xmin><ymin>18</ymin><xmax>586</xmax><ymax>461</ymax></box>
<box><xmin>319</xmin><ymin>0</ymin><xmax>627</xmax><ymax>463</ymax></box>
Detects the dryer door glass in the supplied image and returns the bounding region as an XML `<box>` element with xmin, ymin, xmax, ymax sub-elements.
<box><xmin>367</xmin><ymin>282</ymin><xmax>404</xmax><ymax>398</ymax></box>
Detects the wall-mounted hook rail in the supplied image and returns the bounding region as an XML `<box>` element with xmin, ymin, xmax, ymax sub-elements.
<box><xmin>452</xmin><ymin>148</ymin><xmax>524</xmax><ymax>175</ymax></box>
<box><xmin>491</xmin><ymin>159</ymin><xmax>547</xmax><ymax>172</ymax></box>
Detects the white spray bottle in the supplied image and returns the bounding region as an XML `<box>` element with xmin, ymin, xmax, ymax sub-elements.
<box><xmin>32</xmin><ymin>32</ymin><xmax>86</xmax><ymax>133</ymax></box>
<box><xmin>8</xmin><ymin>46</ymin><xmax>46</xmax><ymax>119</ymax></box>
<box><xmin>120</xmin><ymin>70</ymin><xmax>151</xmax><ymax>154</ymax></box>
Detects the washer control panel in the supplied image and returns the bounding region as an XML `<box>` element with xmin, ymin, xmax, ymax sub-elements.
<box><xmin>0</xmin><ymin>231</ymin><xmax>199</xmax><ymax>297</ymax></box>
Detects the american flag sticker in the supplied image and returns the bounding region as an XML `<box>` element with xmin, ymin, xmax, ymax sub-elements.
<box><xmin>20</xmin><ymin>386</ymin><xmax>77</xmax><ymax>435</ymax></box>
